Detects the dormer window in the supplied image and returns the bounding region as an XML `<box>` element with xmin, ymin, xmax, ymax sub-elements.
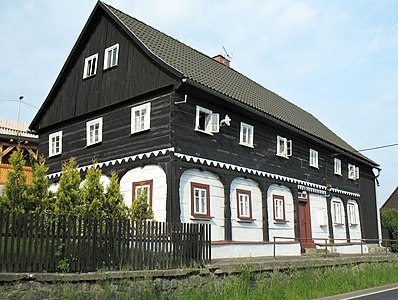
<box><xmin>194</xmin><ymin>106</ymin><xmax>219</xmax><ymax>135</ymax></box>
<box><xmin>104</xmin><ymin>44</ymin><xmax>119</xmax><ymax>69</ymax></box>
<box><xmin>83</xmin><ymin>53</ymin><xmax>98</xmax><ymax>79</ymax></box>
<box><xmin>276</xmin><ymin>136</ymin><xmax>292</xmax><ymax>158</ymax></box>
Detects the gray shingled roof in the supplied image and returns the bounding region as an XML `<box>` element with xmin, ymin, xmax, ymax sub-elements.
<box><xmin>104</xmin><ymin>3</ymin><xmax>377</xmax><ymax>167</ymax></box>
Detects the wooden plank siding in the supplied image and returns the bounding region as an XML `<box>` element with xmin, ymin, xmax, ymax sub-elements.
<box><xmin>35</xmin><ymin>12</ymin><xmax>180</xmax><ymax>131</ymax></box>
<box><xmin>0</xmin><ymin>164</ymin><xmax>33</xmax><ymax>186</ymax></box>
<box><xmin>40</xmin><ymin>91</ymin><xmax>173</xmax><ymax>174</ymax></box>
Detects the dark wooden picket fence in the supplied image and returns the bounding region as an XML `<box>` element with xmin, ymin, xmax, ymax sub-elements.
<box><xmin>0</xmin><ymin>210</ymin><xmax>211</xmax><ymax>273</ymax></box>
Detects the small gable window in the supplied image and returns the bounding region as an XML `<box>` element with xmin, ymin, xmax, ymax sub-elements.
<box><xmin>334</xmin><ymin>158</ymin><xmax>342</xmax><ymax>175</ymax></box>
<box><xmin>239</xmin><ymin>122</ymin><xmax>254</xmax><ymax>147</ymax></box>
<box><xmin>49</xmin><ymin>131</ymin><xmax>62</xmax><ymax>157</ymax></box>
<box><xmin>309</xmin><ymin>149</ymin><xmax>319</xmax><ymax>168</ymax></box>
<box><xmin>104</xmin><ymin>44</ymin><xmax>119</xmax><ymax>70</ymax></box>
<box><xmin>194</xmin><ymin>106</ymin><xmax>219</xmax><ymax>135</ymax></box>
<box><xmin>83</xmin><ymin>53</ymin><xmax>98</xmax><ymax>79</ymax></box>
<box><xmin>131</xmin><ymin>103</ymin><xmax>151</xmax><ymax>134</ymax></box>
<box><xmin>276</xmin><ymin>136</ymin><xmax>292</xmax><ymax>158</ymax></box>
<box><xmin>86</xmin><ymin>117</ymin><xmax>103</xmax><ymax>146</ymax></box>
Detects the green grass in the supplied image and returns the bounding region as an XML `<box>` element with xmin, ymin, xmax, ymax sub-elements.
<box><xmin>49</xmin><ymin>261</ymin><xmax>398</xmax><ymax>299</ymax></box>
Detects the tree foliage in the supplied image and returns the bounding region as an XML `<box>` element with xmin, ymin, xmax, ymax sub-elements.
<box><xmin>105</xmin><ymin>171</ymin><xmax>128</xmax><ymax>219</ymax></box>
<box><xmin>380</xmin><ymin>208</ymin><xmax>398</xmax><ymax>252</ymax></box>
<box><xmin>55</xmin><ymin>157</ymin><xmax>82</xmax><ymax>216</ymax></box>
<box><xmin>0</xmin><ymin>146</ymin><xmax>27</xmax><ymax>213</ymax></box>
<box><xmin>130</xmin><ymin>189</ymin><xmax>154</xmax><ymax>220</ymax></box>
<box><xmin>24</xmin><ymin>155</ymin><xmax>52</xmax><ymax>213</ymax></box>
<box><xmin>81</xmin><ymin>162</ymin><xmax>106</xmax><ymax>218</ymax></box>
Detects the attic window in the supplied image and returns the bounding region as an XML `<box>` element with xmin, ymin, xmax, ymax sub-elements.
<box><xmin>104</xmin><ymin>44</ymin><xmax>119</xmax><ymax>69</ymax></box>
<box><xmin>194</xmin><ymin>106</ymin><xmax>219</xmax><ymax>135</ymax></box>
<box><xmin>83</xmin><ymin>53</ymin><xmax>98</xmax><ymax>79</ymax></box>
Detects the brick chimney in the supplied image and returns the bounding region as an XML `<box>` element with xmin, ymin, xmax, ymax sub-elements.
<box><xmin>213</xmin><ymin>54</ymin><xmax>230</xmax><ymax>67</ymax></box>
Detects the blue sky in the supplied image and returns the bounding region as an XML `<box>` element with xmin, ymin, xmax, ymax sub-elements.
<box><xmin>0</xmin><ymin>0</ymin><xmax>397</xmax><ymax>206</ymax></box>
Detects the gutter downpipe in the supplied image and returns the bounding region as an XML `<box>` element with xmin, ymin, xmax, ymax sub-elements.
<box><xmin>374</xmin><ymin>168</ymin><xmax>382</xmax><ymax>247</ymax></box>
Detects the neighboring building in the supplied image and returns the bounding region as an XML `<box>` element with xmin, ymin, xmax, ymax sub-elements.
<box><xmin>30</xmin><ymin>2</ymin><xmax>380</xmax><ymax>258</ymax></box>
<box><xmin>0</xmin><ymin>118</ymin><xmax>38</xmax><ymax>194</ymax></box>
<box><xmin>381</xmin><ymin>187</ymin><xmax>398</xmax><ymax>210</ymax></box>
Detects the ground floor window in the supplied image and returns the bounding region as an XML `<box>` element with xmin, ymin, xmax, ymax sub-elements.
<box><xmin>332</xmin><ymin>200</ymin><xmax>343</xmax><ymax>225</ymax></box>
<box><xmin>191</xmin><ymin>182</ymin><xmax>210</xmax><ymax>218</ymax></box>
<box><xmin>273</xmin><ymin>195</ymin><xmax>286</xmax><ymax>222</ymax></box>
<box><xmin>236</xmin><ymin>189</ymin><xmax>253</xmax><ymax>220</ymax></box>
<box><xmin>133</xmin><ymin>180</ymin><xmax>153</xmax><ymax>207</ymax></box>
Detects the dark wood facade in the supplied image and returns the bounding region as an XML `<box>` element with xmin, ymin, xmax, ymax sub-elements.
<box><xmin>31</xmin><ymin>2</ymin><xmax>380</xmax><ymax>247</ymax></box>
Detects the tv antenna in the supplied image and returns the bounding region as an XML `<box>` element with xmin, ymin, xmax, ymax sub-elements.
<box><xmin>222</xmin><ymin>45</ymin><xmax>233</xmax><ymax>60</ymax></box>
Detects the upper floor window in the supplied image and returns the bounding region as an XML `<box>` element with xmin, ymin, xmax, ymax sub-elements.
<box><xmin>273</xmin><ymin>195</ymin><xmax>286</xmax><ymax>222</ymax></box>
<box><xmin>49</xmin><ymin>131</ymin><xmax>62</xmax><ymax>157</ymax></box>
<box><xmin>334</xmin><ymin>158</ymin><xmax>342</xmax><ymax>175</ymax></box>
<box><xmin>191</xmin><ymin>182</ymin><xmax>210</xmax><ymax>218</ymax></box>
<box><xmin>348</xmin><ymin>164</ymin><xmax>360</xmax><ymax>180</ymax></box>
<box><xmin>133</xmin><ymin>180</ymin><xmax>153</xmax><ymax>207</ymax></box>
<box><xmin>194</xmin><ymin>106</ymin><xmax>219</xmax><ymax>135</ymax></box>
<box><xmin>236</xmin><ymin>189</ymin><xmax>253</xmax><ymax>220</ymax></box>
<box><xmin>239</xmin><ymin>122</ymin><xmax>254</xmax><ymax>147</ymax></box>
<box><xmin>86</xmin><ymin>117</ymin><xmax>103</xmax><ymax>146</ymax></box>
<box><xmin>332</xmin><ymin>200</ymin><xmax>343</xmax><ymax>225</ymax></box>
<box><xmin>104</xmin><ymin>44</ymin><xmax>119</xmax><ymax>69</ymax></box>
<box><xmin>83</xmin><ymin>53</ymin><xmax>98</xmax><ymax>79</ymax></box>
<box><xmin>309</xmin><ymin>149</ymin><xmax>319</xmax><ymax>168</ymax></box>
<box><xmin>276</xmin><ymin>136</ymin><xmax>292</xmax><ymax>158</ymax></box>
<box><xmin>131</xmin><ymin>103</ymin><xmax>151</xmax><ymax>134</ymax></box>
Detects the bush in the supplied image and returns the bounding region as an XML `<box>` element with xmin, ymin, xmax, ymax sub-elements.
<box><xmin>380</xmin><ymin>208</ymin><xmax>398</xmax><ymax>252</ymax></box>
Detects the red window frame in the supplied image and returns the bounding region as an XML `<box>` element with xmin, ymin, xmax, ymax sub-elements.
<box><xmin>273</xmin><ymin>195</ymin><xmax>286</xmax><ymax>222</ymax></box>
<box><xmin>132</xmin><ymin>180</ymin><xmax>153</xmax><ymax>207</ymax></box>
<box><xmin>236</xmin><ymin>189</ymin><xmax>253</xmax><ymax>220</ymax></box>
<box><xmin>190</xmin><ymin>182</ymin><xmax>210</xmax><ymax>218</ymax></box>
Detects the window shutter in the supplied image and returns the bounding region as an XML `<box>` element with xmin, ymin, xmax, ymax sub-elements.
<box><xmin>355</xmin><ymin>167</ymin><xmax>360</xmax><ymax>179</ymax></box>
<box><xmin>287</xmin><ymin>140</ymin><xmax>292</xmax><ymax>157</ymax></box>
<box><xmin>210</xmin><ymin>113</ymin><xmax>220</xmax><ymax>133</ymax></box>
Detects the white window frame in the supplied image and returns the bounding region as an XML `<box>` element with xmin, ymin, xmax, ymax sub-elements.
<box><xmin>239</xmin><ymin>122</ymin><xmax>254</xmax><ymax>147</ymax></box>
<box><xmin>86</xmin><ymin>117</ymin><xmax>103</xmax><ymax>146</ymax></box>
<box><xmin>103</xmin><ymin>44</ymin><xmax>119</xmax><ymax>70</ymax></box>
<box><xmin>348</xmin><ymin>164</ymin><xmax>359</xmax><ymax>180</ymax></box>
<box><xmin>309</xmin><ymin>149</ymin><xmax>319</xmax><ymax>168</ymax></box>
<box><xmin>131</xmin><ymin>103</ymin><xmax>151</xmax><ymax>134</ymax></box>
<box><xmin>49</xmin><ymin>131</ymin><xmax>62</xmax><ymax>157</ymax></box>
<box><xmin>347</xmin><ymin>202</ymin><xmax>358</xmax><ymax>226</ymax></box>
<box><xmin>332</xmin><ymin>200</ymin><xmax>343</xmax><ymax>225</ymax></box>
<box><xmin>334</xmin><ymin>158</ymin><xmax>342</xmax><ymax>175</ymax></box>
<box><xmin>194</xmin><ymin>105</ymin><xmax>219</xmax><ymax>135</ymax></box>
<box><xmin>276</xmin><ymin>136</ymin><xmax>292</xmax><ymax>158</ymax></box>
<box><xmin>83</xmin><ymin>53</ymin><xmax>98</xmax><ymax>79</ymax></box>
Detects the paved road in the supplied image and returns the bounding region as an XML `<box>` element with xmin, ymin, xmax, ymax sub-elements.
<box><xmin>318</xmin><ymin>283</ymin><xmax>398</xmax><ymax>300</ymax></box>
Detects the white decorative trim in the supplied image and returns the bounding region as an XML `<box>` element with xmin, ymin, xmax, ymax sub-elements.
<box><xmin>297</xmin><ymin>185</ymin><xmax>326</xmax><ymax>195</ymax></box>
<box><xmin>47</xmin><ymin>147</ymin><xmax>175</xmax><ymax>179</ymax></box>
<box><xmin>174</xmin><ymin>152</ymin><xmax>360</xmax><ymax>198</ymax></box>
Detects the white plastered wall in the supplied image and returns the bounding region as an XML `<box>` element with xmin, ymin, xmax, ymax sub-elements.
<box><xmin>179</xmin><ymin>169</ymin><xmax>224</xmax><ymax>241</ymax></box>
<box><xmin>267</xmin><ymin>184</ymin><xmax>295</xmax><ymax>241</ymax></box>
<box><xmin>120</xmin><ymin>165</ymin><xmax>167</xmax><ymax>222</ymax></box>
<box><xmin>230</xmin><ymin>177</ymin><xmax>263</xmax><ymax>242</ymax></box>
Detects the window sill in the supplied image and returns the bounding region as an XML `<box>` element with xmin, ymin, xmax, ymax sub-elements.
<box><xmin>334</xmin><ymin>172</ymin><xmax>342</xmax><ymax>176</ymax></box>
<box><xmin>48</xmin><ymin>153</ymin><xmax>61</xmax><ymax>158</ymax></box>
<box><xmin>190</xmin><ymin>215</ymin><xmax>213</xmax><ymax>221</ymax></box>
<box><xmin>273</xmin><ymin>220</ymin><xmax>288</xmax><ymax>224</ymax></box>
<box><xmin>349</xmin><ymin>224</ymin><xmax>358</xmax><ymax>227</ymax></box>
<box><xmin>239</xmin><ymin>142</ymin><xmax>254</xmax><ymax>148</ymax></box>
<box><xmin>276</xmin><ymin>153</ymin><xmax>289</xmax><ymax>159</ymax></box>
<box><xmin>103</xmin><ymin>65</ymin><xmax>118</xmax><ymax>72</ymax></box>
<box><xmin>83</xmin><ymin>74</ymin><xmax>96</xmax><ymax>80</ymax></box>
<box><xmin>131</xmin><ymin>128</ymin><xmax>150</xmax><ymax>135</ymax></box>
<box><xmin>237</xmin><ymin>218</ymin><xmax>255</xmax><ymax>223</ymax></box>
<box><xmin>194</xmin><ymin>128</ymin><xmax>213</xmax><ymax>136</ymax></box>
<box><xmin>310</xmin><ymin>165</ymin><xmax>319</xmax><ymax>169</ymax></box>
<box><xmin>86</xmin><ymin>141</ymin><xmax>102</xmax><ymax>148</ymax></box>
<box><xmin>334</xmin><ymin>223</ymin><xmax>344</xmax><ymax>227</ymax></box>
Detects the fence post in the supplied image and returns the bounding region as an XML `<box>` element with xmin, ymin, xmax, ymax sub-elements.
<box><xmin>325</xmin><ymin>238</ymin><xmax>328</xmax><ymax>258</ymax></box>
<box><xmin>273</xmin><ymin>237</ymin><xmax>276</xmax><ymax>259</ymax></box>
<box><xmin>360</xmin><ymin>240</ymin><xmax>363</xmax><ymax>256</ymax></box>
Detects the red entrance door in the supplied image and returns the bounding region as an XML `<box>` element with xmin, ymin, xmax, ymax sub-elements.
<box><xmin>299</xmin><ymin>197</ymin><xmax>315</xmax><ymax>248</ymax></box>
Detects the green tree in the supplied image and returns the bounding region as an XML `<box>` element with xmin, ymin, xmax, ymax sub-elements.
<box><xmin>0</xmin><ymin>146</ymin><xmax>27</xmax><ymax>213</ymax></box>
<box><xmin>130</xmin><ymin>188</ymin><xmax>154</xmax><ymax>220</ymax></box>
<box><xmin>381</xmin><ymin>208</ymin><xmax>398</xmax><ymax>252</ymax></box>
<box><xmin>24</xmin><ymin>155</ymin><xmax>52</xmax><ymax>213</ymax></box>
<box><xmin>104</xmin><ymin>171</ymin><xmax>128</xmax><ymax>219</ymax></box>
<box><xmin>80</xmin><ymin>162</ymin><xmax>106</xmax><ymax>218</ymax></box>
<box><xmin>55</xmin><ymin>157</ymin><xmax>81</xmax><ymax>216</ymax></box>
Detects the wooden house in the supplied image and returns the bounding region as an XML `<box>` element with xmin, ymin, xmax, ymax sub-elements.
<box><xmin>30</xmin><ymin>2</ymin><xmax>380</xmax><ymax>258</ymax></box>
<box><xmin>0</xmin><ymin>118</ymin><xmax>38</xmax><ymax>194</ymax></box>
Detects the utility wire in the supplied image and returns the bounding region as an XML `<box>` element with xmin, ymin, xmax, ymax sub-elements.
<box><xmin>357</xmin><ymin>143</ymin><xmax>398</xmax><ymax>153</ymax></box>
